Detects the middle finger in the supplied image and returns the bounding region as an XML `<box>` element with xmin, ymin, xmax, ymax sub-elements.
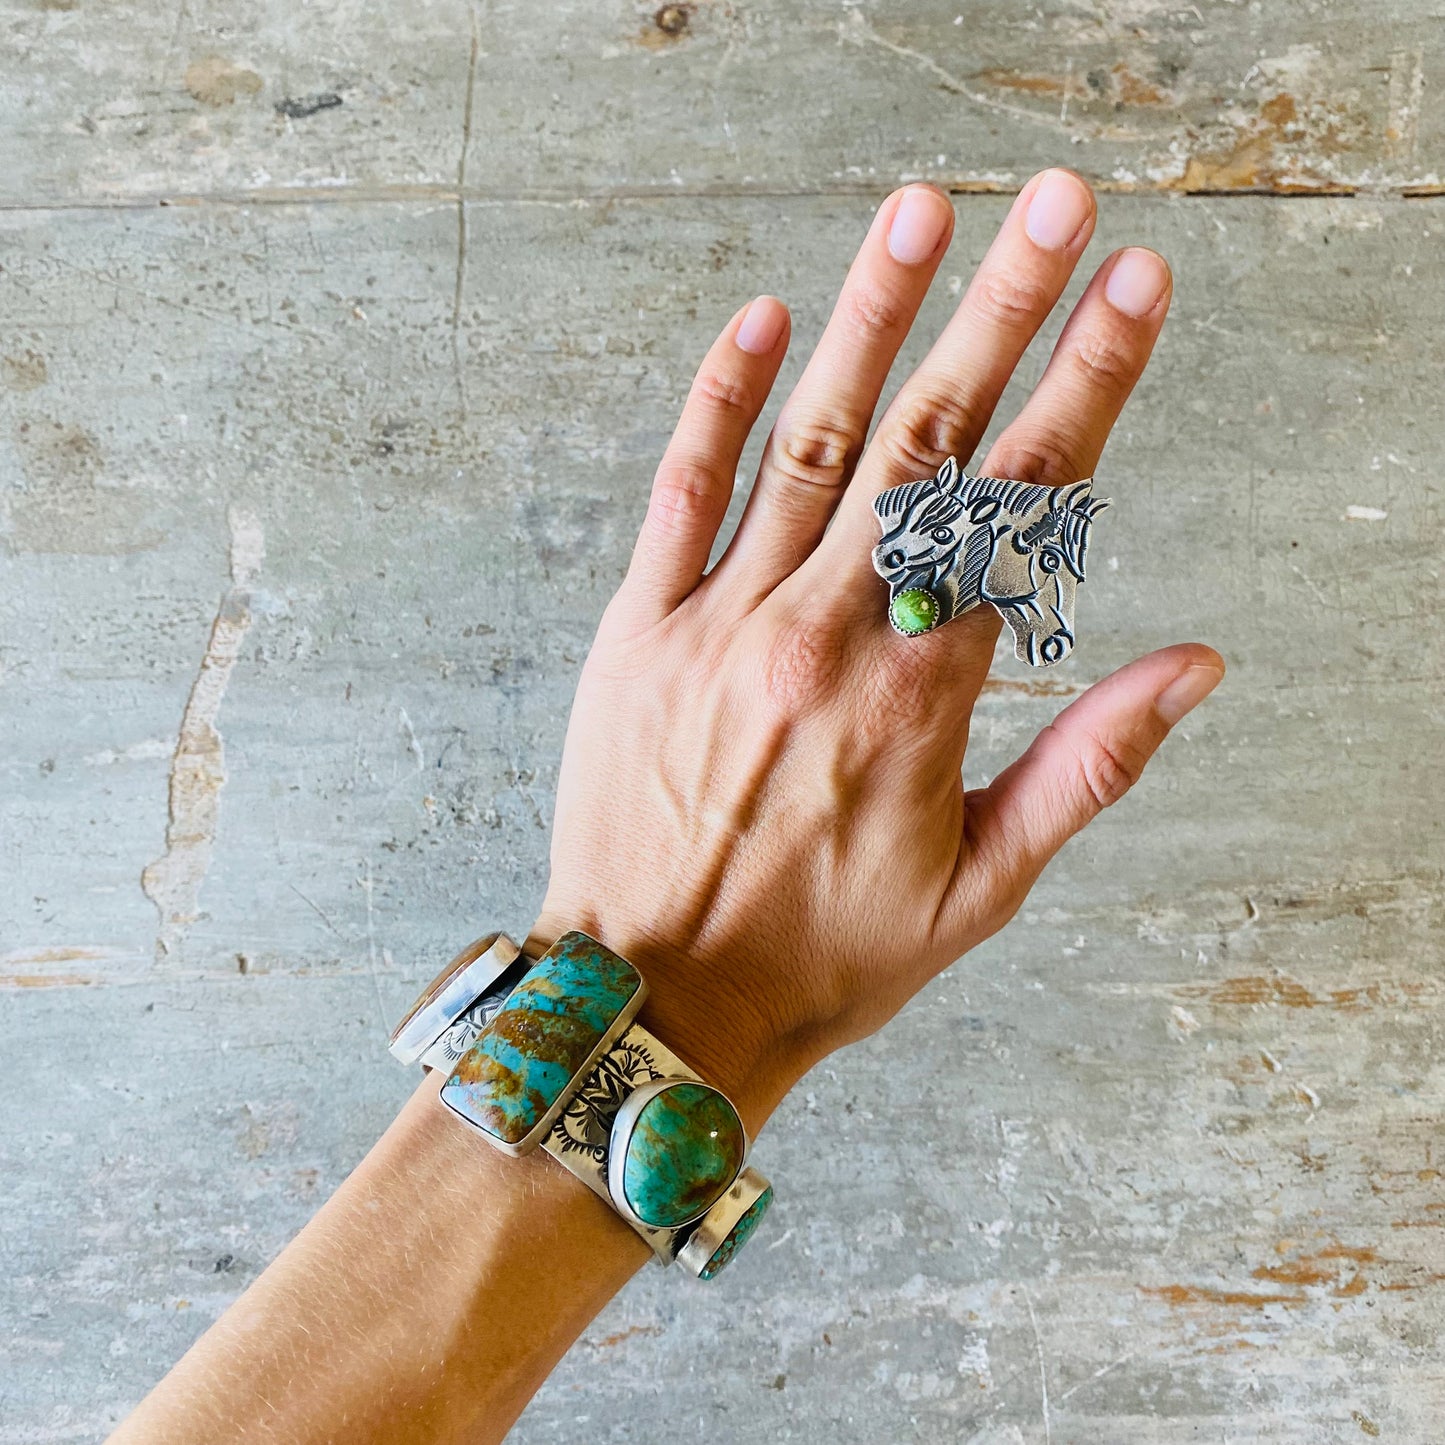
<box><xmin>800</xmin><ymin>168</ymin><xmax>1098</xmax><ymax>619</ymax></box>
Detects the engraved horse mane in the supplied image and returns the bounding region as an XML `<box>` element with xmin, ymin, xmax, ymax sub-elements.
<box><xmin>872</xmin><ymin>456</ymin><xmax>1110</xmax><ymax>665</ymax></box>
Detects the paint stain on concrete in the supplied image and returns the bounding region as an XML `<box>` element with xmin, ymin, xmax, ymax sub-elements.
<box><xmin>184</xmin><ymin>55</ymin><xmax>263</xmax><ymax>108</ymax></box>
<box><xmin>141</xmin><ymin>509</ymin><xmax>264</xmax><ymax>962</ymax></box>
<box><xmin>7</xmin><ymin>418</ymin><xmax>164</xmax><ymax>555</ymax></box>
<box><xmin>637</xmin><ymin>5</ymin><xmax>693</xmax><ymax>48</ymax></box>
<box><xmin>2</xmin><ymin>351</ymin><xmax>47</xmax><ymax>390</ymax></box>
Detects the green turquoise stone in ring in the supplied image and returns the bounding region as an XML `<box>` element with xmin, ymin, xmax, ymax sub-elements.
<box><xmin>700</xmin><ymin>1184</ymin><xmax>773</xmax><ymax>1280</ymax></box>
<box><xmin>619</xmin><ymin>1082</ymin><xmax>745</xmax><ymax>1229</ymax></box>
<box><xmin>889</xmin><ymin>587</ymin><xmax>940</xmax><ymax>635</ymax></box>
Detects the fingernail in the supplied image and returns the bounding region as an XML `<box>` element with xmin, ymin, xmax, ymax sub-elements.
<box><xmin>887</xmin><ymin>187</ymin><xmax>951</xmax><ymax>265</ymax></box>
<box><xmin>1024</xmin><ymin>169</ymin><xmax>1092</xmax><ymax>251</ymax></box>
<box><xmin>1155</xmin><ymin>663</ymin><xmax>1224</xmax><ymax>725</ymax></box>
<box><xmin>736</xmin><ymin>295</ymin><xmax>787</xmax><ymax>355</ymax></box>
<box><xmin>1105</xmin><ymin>248</ymin><xmax>1170</xmax><ymax>318</ymax></box>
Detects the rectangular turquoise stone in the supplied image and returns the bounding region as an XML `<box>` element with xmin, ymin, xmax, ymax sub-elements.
<box><xmin>439</xmin><ymin>931</ymin><xmax>642</xmax><ymax>1149</ymax></box>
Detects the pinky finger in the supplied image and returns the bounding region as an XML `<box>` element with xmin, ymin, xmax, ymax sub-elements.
<box><xmin>613</xmin><ymin>295</ymin><xmax>790</xmax><ymax>631</ymax></box>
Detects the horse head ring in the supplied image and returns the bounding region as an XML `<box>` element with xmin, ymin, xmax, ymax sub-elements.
<box><xmin>871</xmin><ymin>456</ymin><xmax>1111</xmax><ymax>668</ymax></box>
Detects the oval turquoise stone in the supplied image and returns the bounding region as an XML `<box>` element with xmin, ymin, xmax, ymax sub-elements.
<box><xmin>889</xmin><ymin>587</ymin><xmax>940</xmax><ymax>635</ymax></box>
<box><xmin>620</xmin><ymin>1082</ymin><xmax>744</xmax><ymax>1229</ymax></box>
<box><xmin>700</xmin><ymin>1184</ymin><xmax>773</xmax><ymax>1281</ymax></box>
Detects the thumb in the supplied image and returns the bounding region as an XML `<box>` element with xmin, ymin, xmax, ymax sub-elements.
<box><xmin>964</xmin><ymin>643</ymin><xmax>1225</xmax><ymax>906</ymax></box>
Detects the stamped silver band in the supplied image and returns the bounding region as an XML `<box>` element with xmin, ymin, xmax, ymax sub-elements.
<box><xmin>388</xmin><ymin>932</ymin><xmax>522</xmax><ymax>1067</ymax></box>
<box><xmin>416</xmin><ymin>954</ymin><xmax>533</xmax><ymax>1073</ymax></box>
<box><xmin>540</xmin><ymin>1021</ymin><xmax>758</xmax><ymax>1267</ymax></box>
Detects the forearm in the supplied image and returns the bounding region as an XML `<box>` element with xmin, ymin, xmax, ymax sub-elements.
<box><xmin>111</xmin><ymin>1072</ymin><xmax>653</xmax><ymax>1445</ymax></box>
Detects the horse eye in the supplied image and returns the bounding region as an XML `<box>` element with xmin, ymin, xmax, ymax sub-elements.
<box><xmin>968</xmin><ymin>498</ymin><xmax>1002</xmax><ymax>524</ymax></box>
<box><xmin>930</xmin><ymin>526</ymin><xmax>954</xmax><ymax>545</ymax></box>
<box><xmin>886</xmin><ymin>549</ymin><xmax>906</xmax><ymax>568</ymax></box>
<box><xmin>1039</xmin><ymin>547</ymin><xmax>1062</xmax><ymax>573</ymax></box>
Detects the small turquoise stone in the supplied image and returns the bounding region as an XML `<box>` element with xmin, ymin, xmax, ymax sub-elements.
<box><xmin>889</xmin><ymin>587</ymin><xmax>940</xmax><ymax>635</ymax></box>
<box><xmin>701</xmin><ymin>1185</ymin><xmax>773</xmax><ymax>1281</ymax></box>
<box><xmin>440</xmin><ymin>932</ymin><xmax>640</xmax><ymax>1146</ymax></box>
<box><xmin>620</xmin><ymin>1082</ymin><xmax>744</xmax><ymax>1229</ymax></box>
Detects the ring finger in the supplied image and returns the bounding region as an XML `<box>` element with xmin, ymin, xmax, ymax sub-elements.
<box><xmin>926</xmin><ymin>244</ymin><xmax>1175</xmax><ymax>721</ymax></box>
<box><xmin>711</xmin><ymin>184</ymin><xmax>954</xmax><ymax>607</ymax></box>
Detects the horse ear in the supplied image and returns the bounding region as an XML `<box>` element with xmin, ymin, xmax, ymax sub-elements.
<box><xmin>934</xmin><ymin>455</ymin><xmax>960</xmax><ymax>493</ymax></box>
<box><xmin>1057</xmin><ymin>479</ymin><xmax>1099</xmax><ymax>513</ymax></box>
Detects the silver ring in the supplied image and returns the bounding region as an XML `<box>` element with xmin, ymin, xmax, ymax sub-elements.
<box><xmin>872</xmin><ymin>455</ymin><xmax>1109</xmax><ymax>667</ymax></box>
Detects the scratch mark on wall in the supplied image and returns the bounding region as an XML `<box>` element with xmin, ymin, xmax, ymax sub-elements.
<box><xmin>1020</xmin><ymin>1286</ymin><xmax>1051</xmax><ymax>1445</ymax></box>
<box><xmin>451</xmin><ymin>8</ymin><xmax>480</xmax><ymax>420</ymax></box>
<box><xmin>838</xmin><ymin>11</ymin><xmax>1070</xmax><ymax>134</ymax></box>
<box><xmin>140</xmin><ymin>508</ymin><xmax>264</xmax><ymax>962</ymax></box>
<box><xmin>359</xmin><ymin>857</ymin><xmax>387</xmax><ymax>1032</ymax></box>
<box><xmin>399</xmin><ymin>707</ymin><xmax>425</xmax><ymax>770</ymax></box>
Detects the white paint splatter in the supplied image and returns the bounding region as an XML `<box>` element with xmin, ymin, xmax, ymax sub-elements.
<box><xmin>141</xmin><ymin>508</ymin><xmax>264</xmax><ymax>961</ymax></box>
<box><xmin>1344</xmin><ymin>505</ymin><xmax>1387</xmax><ymax>522</ymax></box>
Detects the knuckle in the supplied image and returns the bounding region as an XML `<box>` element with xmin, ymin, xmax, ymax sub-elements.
<box><xmin>692</xmin><ymin>368</ymin><xmax>752</xmax><ymax>417</ymax></box>
<box><xmin>879</xmin><ymin>387</ymin><xmax>975</xmax><ymax>477</ymax></box>
<box><xmin>1061</xmin><ymin>723</ymin><xmax>1147</xmax><ymax>812</ymax></box>
<box><xmin>772</xmin><ymin>413</ymin><xmax>859</xmax><ymax>490</ymax></box>
<box><xmin>972</xmin><ymin>267</ymin><xmax>1055</xmax><ymax>331</ymax></box>
<box><xmin>1068</xmin><ymin>325</ymin><xmax>1138</xmax><ymax>390</ymax></box>
<box><xmin>844</xmin><ymin>281</ymin><xmax>910</xmax><ymax>338</ymax></box>
<box><xmin>648</xmin><ymin>464</ymin><xmax>721</xmax><ymax>533</ymax></box>
<box><xmin>991</xmin><ymin>435</ymin><xmax>1085</xmax><ymax>488</ymax></box>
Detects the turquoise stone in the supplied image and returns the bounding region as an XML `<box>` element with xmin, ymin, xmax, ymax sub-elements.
<box><xmin>440</xmin><ymin>932</ymin><xmax>640</xmax><ymax>1146</ymax></box>
<box><xmin>700</xmin><ymin>1185</ymin><xmax>773</xmax><ymax>1281</ymax></box>
<box><xmin>620</xmin><ymin>1082</ymin><xmax>744</xmax><ymax>1229</ymax></box>
<box><xmin>889</xmin><ymin>587</ymin><xmax>940</xmax><ymax>635</ymax></box>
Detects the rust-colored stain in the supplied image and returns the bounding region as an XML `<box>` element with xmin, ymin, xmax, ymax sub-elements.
<box><xmin>977</xmin><ymin>62</ymin><xmax>1168</xmax><ymax>107</ymax></box>
<box><xmin>1171</xmin><ymin>88</ymin><xmax>1366</xmax><ymax>194</ymax></box>
<box><xmin>1206</xmin><ymin>975</ymin><xmax>1321</xmax><ymax>1008</ymax></box>
<box><xmin>1111</xmin><ymin>63</ymin><xmax>1168</xmax><ymax>107</ymax></box>
<box><xmin>0</xmin><ymin>974</ymin><xmax>96</xmax><ymax>988</ymax></box>
<box><xmin>978</xmin><ymin>68</ymin><xmax>1066</xmax><ymax>97</ymax></box>
<box><xmin>1154</xmin><ymin>1240</ymin><xmax>1395</xmax><ymax>1309</ymax></box>
<box><xmin>979</xmin><ymin>676</ymin><xmax>1083</xmax><ymax>699</ymax></box>
<box><xmin>586</xmin><ymin>1323</ymin><xmax>664</xmax><ymax>1349</ymax></box>
<box><xmin>1144</xmin><ymin>1283</ymin><xmax>1306</xmax><ymax>1310</ymax></box>
<box><xmin>2</xmin><ymin>946</ymin><xmax>106</xmax><ymax>964</ymax></box>
<box><xmin>636</xmin><ymin>4</ymin><xmax>693</xmax><ymax>48</ymax></box>
<box><xmin>1190</xmin><ymin>974</ymin><xmax>1407</xmax><ymax>1012</ymax></box>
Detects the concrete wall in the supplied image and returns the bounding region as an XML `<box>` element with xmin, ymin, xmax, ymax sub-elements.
<box><xmin>2</xmin><ymin>3</ymin><xmax>1441</xmax><ymax>1440</ymax></box>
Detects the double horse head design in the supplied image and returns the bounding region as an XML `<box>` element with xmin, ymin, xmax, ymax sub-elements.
<box><xmin>871</xmin><ymin>456</ymin><xmax>1110</xmax><ymax>667</ymax></box>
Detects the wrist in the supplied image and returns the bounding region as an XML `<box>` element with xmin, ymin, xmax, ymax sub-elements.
<box><xmin>521</xmin><ymin>913</ymin><xmax>807</xmax><ymax>1139</ymax></box>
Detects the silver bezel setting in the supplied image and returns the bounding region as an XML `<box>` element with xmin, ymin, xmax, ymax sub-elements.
<box><xmin>606</xmin><ymin>1076</ymin><xmax>748</xmax><ymax>1232</ymax></box>
<box><xmin>675</xmin><ymin>1166</ymin><xmax>772</xmax><ymax>1278</ymax></box>
<box><xmin>388</xmin><ymin>932</ymin><xmax>522</xmax><ymax>1067</ymax></box>
<box><xmin>416</xmin><ymin>953</ymin><xmax>533</xmax><ymax>1073</ymax></box>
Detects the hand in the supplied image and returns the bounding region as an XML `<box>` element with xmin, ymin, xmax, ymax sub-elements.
<box><xmin>528</xmin><ymin>170</ymin><xmax>1223</xmax><ymax>1134</ymax></box>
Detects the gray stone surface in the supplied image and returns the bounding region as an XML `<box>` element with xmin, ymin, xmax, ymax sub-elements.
<box><xmin>2</xmin><ymin>4</ymin><xmax>1443</xmax><ymax>1442</ymax></box>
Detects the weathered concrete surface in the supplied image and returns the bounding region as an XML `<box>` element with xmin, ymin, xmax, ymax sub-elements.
<box><xmin>2</xmin><ymin>7</ymin><xmax>1444</xmax><ymax>1439</ymax></box>
<box><xmin>2</xmin><ymin>0</ymin><xmax>1441</xmax><ymax>206</ymax></box>
<box><xmin>3</xmin><ymin>189</ymin><xmax>1443</xmax><ymax>1442</ymax></box>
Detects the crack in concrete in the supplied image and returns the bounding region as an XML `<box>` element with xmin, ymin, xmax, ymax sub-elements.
<box><xmin>140</xmin><ymin>508</ymin><xmax>264</xmax><ymax>963</ymax></box>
